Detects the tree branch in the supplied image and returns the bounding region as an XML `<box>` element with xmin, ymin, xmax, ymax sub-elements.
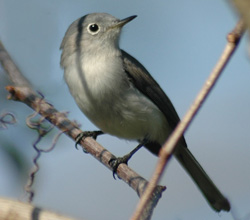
<box><xmin>0</xmin><ymin>197</ymin><xmax>77</xmax><ymax>220</ymax></box>
<box><xmin>0</xmin><ymin>40</ymin><xmax>165</xmax><ymax>220</ymax></box>
<box><xmin>0</xmin><ymin>41</ymin><xmax>32</xmax><ymax>88</ymax></box>
<box><xmin>5</xmin><ymin>85</ymin><xmax>165</xmax><ymax>201</ymax></box>
<box><xmin>131</xmin><ymin>19</ymin><xmax>246</xmax><ymax>220</ymax></box>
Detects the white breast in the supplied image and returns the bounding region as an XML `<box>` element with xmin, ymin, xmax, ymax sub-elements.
<box><xmin>64</xmin><ymin>51</ymin><xmax>169</xmax><ymax>144</ymax></box>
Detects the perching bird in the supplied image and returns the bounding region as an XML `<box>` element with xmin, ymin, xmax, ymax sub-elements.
<box><xmin>60</xmin><ymin>13</ymin><xmax>230</xmax><ymax>212</ymax></box>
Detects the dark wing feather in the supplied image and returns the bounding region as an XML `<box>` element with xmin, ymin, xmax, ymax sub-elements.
<box><xmin>121</xmin><ymin>50</ymin><xmax>187</xmax><ymax>148</ymax></box>
<box><xmin>121</xmin><ymin>51</ymin><xmax>231</xmax><ymax>211</ymax></box>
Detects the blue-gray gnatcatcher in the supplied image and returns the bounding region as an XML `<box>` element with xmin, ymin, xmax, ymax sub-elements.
<box><xmin>60</xmin><ymin>13</ymin><xmax>230</xmax><ymax>212</ymax></box>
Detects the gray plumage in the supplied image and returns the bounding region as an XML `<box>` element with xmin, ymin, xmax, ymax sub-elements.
<box><xmin>60</xmin><ymin>13</ymin><xmax>230</xmax><ymax>212</ymax></box>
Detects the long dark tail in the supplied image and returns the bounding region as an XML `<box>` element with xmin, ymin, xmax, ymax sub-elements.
<box><xmin>175</xmin><ymin>146</ymin><xmax>230</xmax><ymax>212</ymax></box>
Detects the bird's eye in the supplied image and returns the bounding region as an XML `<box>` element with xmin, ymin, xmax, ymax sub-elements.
<box><xmin>87</xmin><ymin>23</ymin><xmax>100</xmax><ymax>35</ymax></box>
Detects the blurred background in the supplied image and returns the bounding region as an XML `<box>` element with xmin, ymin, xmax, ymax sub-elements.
<box><xmin>1</xmin><ymin>1</ymin><xmax>250</xmax><ymax>219</ymax></box>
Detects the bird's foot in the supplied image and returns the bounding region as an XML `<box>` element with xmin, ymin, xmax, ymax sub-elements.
<box><xmin>75</xmin><ymin>130</ymin><xmax>104</xmax><ymax>153</ymax></box>
<box><xmin>109</xmin><ymin>142</ymin><xmax>144</xmax><ymax>179</ymax></box>
<box><xmin>109</xmin><ymin>154</ymin><xmax>131</xmax><ymax>179</ymax></box>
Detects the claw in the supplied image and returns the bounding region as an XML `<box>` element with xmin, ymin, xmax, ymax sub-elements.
<box><xmin>75</xmin><ymin>132</ymin><xmax>88</xmax><ymax>152</ymax></box>
<box><xmin>109</xmin><ymin>158</ymin><xmax>118</xmax><ymax>179</ymax></box>
<box><xmin>75</xmin><ymin>130</ymin><xmax>104</xmax><ymax>152</ymax></box>
<box><xmin>108</xmin><ymin>142</ymin><xmax>144</xmax><ymax>179</ymax></box>
<box><xmin>109</xmin><ymin>156</ymin><xmax>129</xmax><ymax>180</ymax></box>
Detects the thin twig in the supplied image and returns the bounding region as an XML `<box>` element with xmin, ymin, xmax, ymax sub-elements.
<box><xmin>0</xmin><ymin>41</ymin><xmax>32</xmax><ymax>88</ymax></box>
<box><xmin>131</xmin><ymin>19</ymin><xmax>246</xmax><ymax>220</ymax></box>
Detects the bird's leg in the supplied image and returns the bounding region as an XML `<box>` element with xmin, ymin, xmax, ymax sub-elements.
<box><xmin>109</xmin><ymin>142</ymin><xmax>144</xmax><ymax>179</ymax></box>
<box><xmin>75</xmin><ymin>130</ymin><xmax>104</xmax><ymax>152</ymax></box>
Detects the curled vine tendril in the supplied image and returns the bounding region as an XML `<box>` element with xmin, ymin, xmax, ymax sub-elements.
<box><xmin>0</xmin><ymin>112</ymin><xmax>17</xmax><ymax>129</ymax></box>
<box><xmin>24</xmin><ymin>94</ymin><xmax>67</xmax><ymax>202</ymax></box>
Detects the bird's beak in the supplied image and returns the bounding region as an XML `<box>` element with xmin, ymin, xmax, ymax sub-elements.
<box><xmin>110</xmin><ymin>15</ymin><xmax>137</xmax><ymax>29</ymax></box>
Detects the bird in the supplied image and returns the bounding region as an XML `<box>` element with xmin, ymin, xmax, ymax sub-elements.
<box><xmin>60</xmin><ymin>12</ymin><xmax>230</xmax><ymax>212</ymax></box>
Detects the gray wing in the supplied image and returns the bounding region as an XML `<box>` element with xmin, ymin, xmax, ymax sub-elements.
<box><xmin>121</xmin><ymin>50</ymin><xmax>187</xmax><ymax>147</ymax></box>
<box><xmin>122</xmin><ymin>51</ymin><xmax>232</xmax><ymax>211</ymax></box>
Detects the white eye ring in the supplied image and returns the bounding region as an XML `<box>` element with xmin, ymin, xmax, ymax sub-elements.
<box><xmin>87</xmin><ymin>23</ymin><xmax>100</xmax><ymax>35</ymax></box>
